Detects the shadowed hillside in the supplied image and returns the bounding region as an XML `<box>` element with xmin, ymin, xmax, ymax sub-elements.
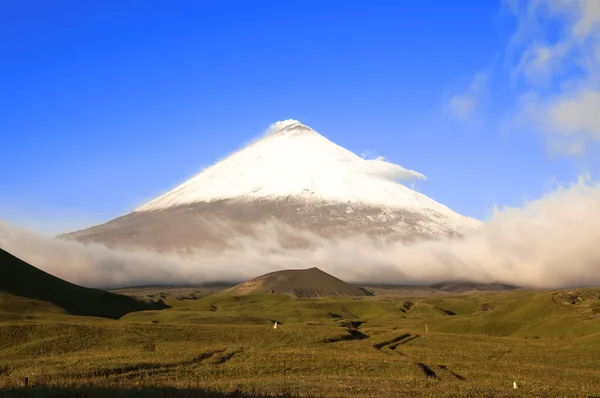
<box><xmin>225</xmin><ymin>267</ymin><xmax>372</xmax><ymax>298</ymax></box>
<box><xmin>0</xmin><ymin>248</ymin><xmax>168</xmax><ymax>319</ymax></box>
<box><xmin>0</xmin><ymin>386</ymin><xmax>278</xmax><ymax>397</ymax></box>
<box><xmin>430</xmin><ymin>281</ymin><xmax>520</xmax><ymax>293</ymax></box>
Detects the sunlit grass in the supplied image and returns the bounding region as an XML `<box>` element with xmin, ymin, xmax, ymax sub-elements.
<box><xmin>1</xmin><ymin>288</ymin><xmax>600</xmax><ymax>396</ymax></box>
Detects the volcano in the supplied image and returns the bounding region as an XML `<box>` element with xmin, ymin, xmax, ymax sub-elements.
<box><xmin>61</xmin><ymin>120</ymin><xmax>480</xmax><ymax>251</ymax></box>
<box><xmin>225</xmin><ymin>267</ymin><xmax>373</xmax><ymax>298</ymax></box>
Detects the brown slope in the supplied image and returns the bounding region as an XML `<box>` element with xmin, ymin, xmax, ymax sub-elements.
<box><xmin>225</xmin><ymin>267</ymin><xmax>373</xmax><ymax>298</ymax></box>
<box><xmin>0</xmin><ymin>248</ymin><xmax>168</xmax><ymax>319</ymax></box>
<box><xmin>58</xmin><ymin>198</ymin><xmax>466</xmax><ymax>252</ymax></box>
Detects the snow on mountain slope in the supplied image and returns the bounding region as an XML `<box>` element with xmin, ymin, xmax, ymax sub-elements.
<box><xmin>137</xmin><ymin>121</ymin><xmax>460</xmax><ymax>219</ymax></box>
<box><xmin>61</xmin><ymin>120</ymin><xmax>481</xmax><ymax>251</ymax></box>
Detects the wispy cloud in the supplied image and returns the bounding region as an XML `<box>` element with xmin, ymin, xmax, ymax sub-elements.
<box><xmin>514</xmin><ymin>42</ymin><xmax>569</xmax><ymax>85</ymax></box>
<box><xmin>360</xmin><ymin>150</ymin><xmax>386</xmax><ymax>161</ymax></box>
<box><xmin>447</xmin><ymin>72</ymin><xmax>488</xmax><ymax>122</ymax></box>
<box><xmin>507</xmin><ymin>0</ymin><xmax>600</xmax><ymax>153</ymax></box>
<box><xmin>360</xmin><ymin>150</ymin><xmax>426</xmax><ymax>183</ymax></box>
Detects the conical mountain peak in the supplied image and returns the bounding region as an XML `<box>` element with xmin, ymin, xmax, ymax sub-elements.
<box><xmin>133</xmin><ymin>120</ymin><xmax>466</xmax><ymax>216</ymax></box>
<box><xmin>264</xmin><ymin>119</ymin><xmax>318</xmax><ymax>138</ymax></box>
<box><xmin>62</xmin><ymin>120</ymin><xmax>482</xmax><ymax>250</ymax></box>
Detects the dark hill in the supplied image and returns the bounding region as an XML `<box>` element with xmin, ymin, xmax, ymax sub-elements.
<box><xmin>431</xmin><ymin>281</ymin><xmax>520</xmax><ymax>293</ymax></box>
<box><xmin>226</xmin><ymin>267</ymin><xmax>373</xmax><ymax>298</ymax></box>
<box><xmin>0</xmin><ymin>248</ymin><xmax>168</xmax><ymax>319</ymax></box>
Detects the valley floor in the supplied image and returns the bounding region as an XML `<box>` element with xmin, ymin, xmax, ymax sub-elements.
<box><xmin>1</xmin><ymin>287</ymin><xmax>600</xmax><ymax>397</ymax></box>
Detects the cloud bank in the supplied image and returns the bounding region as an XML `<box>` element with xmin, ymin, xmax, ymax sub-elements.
<box><xmin>1</xmin><ymin>176</ymin><xmax>599</xmax><ymax>290</ymax></box>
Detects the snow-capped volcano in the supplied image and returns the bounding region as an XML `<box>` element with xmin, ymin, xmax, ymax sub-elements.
<box><xmin>139</xmin><ymin>120</ymin><xmax>440</xmax><ymax>213</ymax></box>
<box><xmin>61</xmin><ymin>120</ymin><xmax>481</xmax><ymax>251</ymax></box>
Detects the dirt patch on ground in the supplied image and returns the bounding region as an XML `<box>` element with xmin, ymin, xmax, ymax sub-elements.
<box><xmin>439</xmin><ymin>308</ymin><xmax>457</xmax><ymax>316</ymax></box>
<box><xmin>416</xmin><ymin>363</ymin><xmax>437</xmax><ymax>379</ymax></box>
<box><xmin>437</xmin><ymin>364</ymin><xmax>466</xmax><ymax>381</ymax></box>
<box><xmin>323</xmin><ymin>330</ymin><xmax>369</xmax><ymax>343</ymax></box>
<box><xmin>210</xmin><ymin>351</ymin><xmax>239</xmax><ymax>365</ymax></box>
<box><xmin>554</xmin><ymin>290</ymin><xmax>600</xmax><ymax>306</ymax></box>
<box><xmin>388</xmin><ymin>335</ymin><xmax>420</xmax><ymax>350</ymax></box>
<box><xmin>373</xmin><ymin>334</ymin><xmax>411</xmax><ymax>350</ymax></box>
<box><xmin>72</xmin><ymin>350</ymin><xmax>226</xmax><ymax>380</ymax></box>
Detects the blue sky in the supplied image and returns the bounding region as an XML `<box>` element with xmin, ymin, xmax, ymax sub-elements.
<box><xmin>1</xmin><ymin>0</ymin><xmax>599</xmax><ymax>234</ymax></box>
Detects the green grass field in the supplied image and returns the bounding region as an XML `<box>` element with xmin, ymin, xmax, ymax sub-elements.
<box><xmin>1</xmin><ymin>286</ymin><xmax>600</xmax><ymax>397</ymax></box>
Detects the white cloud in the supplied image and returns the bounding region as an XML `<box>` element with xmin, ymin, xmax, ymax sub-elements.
<box><xmin>2</xmin><ymin>176</ymin><xmax>600</xmax><ymax>289</ymax></box>
<box><xmin>515</xmin><ymin>42</ymin><xmax>569</xmax><ymax>84</ymax></box>
<box><xmin>360</xmin><ymin>150</ymin><xmax>383</xmax><ymax>160</ymax></box>
<box><xmin>571</xmin><ymin>0</ymin><xmax>600</xmax><ymax>37</ymax></box>
<box><xmin>263</xmin><ymin>119</ymin><xmax>300</xmax><ymax>135</ymax></box>
<box><xmin>548</xmin><ymin>88</ymin><xmax>600</xmax><ymax>137</ymax></box>
<box><xmin>448</xmin><ymin>72</ymin><xmax>488</xmax><ymax>121</ymax></box>
<box><xmin>360</xmin><ymin>158</ymin><xmax>427</xmax><ymax>183</ymax></box>
<box><xmin>508</xmin><ymin>0</ymin><xmax>600</xmax><ymax>152</ymax></box>
<box><xmin>360</xmin><ymin>150</ymin><xmax>425</xmax><ymax>183</ymax></box>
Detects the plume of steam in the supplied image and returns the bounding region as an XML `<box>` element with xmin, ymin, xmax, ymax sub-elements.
<box><xmin>263</xmin><ymin>119</ymin><xmax>301</xmax><ymax>135</ymax></box>
<box><xmin>1</xmin><ymin>177</ymin><xmax>600</xmax><ymax>290</ymax></box>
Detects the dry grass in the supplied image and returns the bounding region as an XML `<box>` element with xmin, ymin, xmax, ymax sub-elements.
<box><xmin>1</xmin><ymin>288</ymin><xmax>600</xmax><ymax>397</ymax></box>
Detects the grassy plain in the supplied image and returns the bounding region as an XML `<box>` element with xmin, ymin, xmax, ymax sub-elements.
<box><xmin>1</xmin><ymin>286</ymin><xmax>600</xmax><ymax>397</ymax></box>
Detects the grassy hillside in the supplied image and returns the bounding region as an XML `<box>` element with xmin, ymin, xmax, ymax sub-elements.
<box><xmin>122</xmin><ymin>287</ymin><xmax>600</xmax><ymax>338</ymax></box>
<box><xmin>430</xmin><ymin>281</ymin><xmax>520</xmax><ymax>293</ymax></box>
<box><xmin>0</xmin><ymin>248</ymin><xmax>168</xmax><ymax>319</ymax></box>
<box><xmin>1</xmin><ymin>283</ymin><xmax>600</xmax><ymax>396</ymax></box>
<box><xmin>225</xmin><ymin>267</ymin><xmax>372</xmax><ymax>298</ymax></box>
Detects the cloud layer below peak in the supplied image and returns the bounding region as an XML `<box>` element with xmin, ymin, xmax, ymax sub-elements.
<box><xmin>1</xmin><ymin>176</ymin><xmax>599</xmax><ymax>290</ymax></box>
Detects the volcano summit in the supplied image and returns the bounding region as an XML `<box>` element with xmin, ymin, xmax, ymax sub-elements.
<box><xmin>62</xmin><ymin>120</ymin><xmax>480</xmax><ymax>251</ymax></box>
